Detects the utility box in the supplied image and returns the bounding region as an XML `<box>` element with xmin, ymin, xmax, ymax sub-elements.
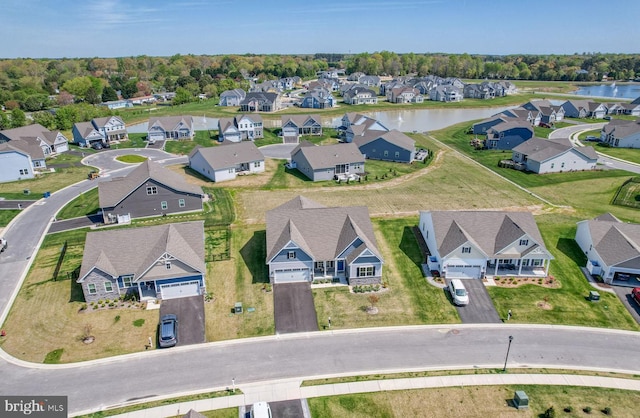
<box><xmin>234</xmin><ymin>302</ymin><xmax>243</xmax><ymax>314</ymax></box>
<box><xmin>513</xmin><ymin>391</ymin><xmax>529</xmax><ymax>410</ymax></box>
<box><xmin>589</xmin><ymin>291</ymin><xmax>600</xmax><ymax>301</ymax></box>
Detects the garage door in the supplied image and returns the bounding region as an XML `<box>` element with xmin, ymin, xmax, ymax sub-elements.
<box><xmin>274</xmin><ymin>269</ymin><xmax>310</xmax><ymax>283</ymax></box>
<box><xmin>445</xmin><ymin>265</ymin><xmax>482</xmax><ymax>279</ymax></box>
<box><xmin>160</xmin><ymin>280</ymin><xmax>200</xmax><ymax>299</ymax></box>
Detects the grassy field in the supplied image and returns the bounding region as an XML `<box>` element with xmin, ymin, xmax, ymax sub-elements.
<box><xmin>164</xmin><ymin>130</ymin><xmax>218</xmax><ymax>155</ymax></box>
<box><xmin>56</xmin><ymin>187</ymin><xmax>99</xmax><ymax>220</ymax></box>
<box><xmin>594</xmin><ymin>143</ymin><xmax>640</xmax><ymax>165</ymax></box>
<box><xmin>308</xmin><ymin>385</ymin><xmax>638</xmax><ymax>418</ymax></box>
<box><xmin>0</xmin><ymin>209</ymin><xmax>21</xmax><ymax>227</ymax></box>
<box><xmin>0</xmin><ymin>166</ymin><xmax>93</xmax><ymax>200</ymax></box>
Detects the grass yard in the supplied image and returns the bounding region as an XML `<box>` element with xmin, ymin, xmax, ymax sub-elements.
<box><xmin>0</xmin><ymin>166</ymin><xmax>93</xmax><ymax>200</ymax></box>
<box><xmin>308</xmin><ymin>385</ymin><xmax>638</xmax><ymax>418</ymax></box>
<box><xmin>488</xmin><ymin>213</ymin><xmax>640</xmax><ymax>330</ymax></box>
<box><xmin>56</xmin><ymin>187</ymin><xmax>99</xmax><ymax>220</ymax></box>
<box><xmin>0</xmin><ymin>209</ymin><xmax>21</xmax><ymax>227</ymax></box>
<box><xmin>0</xmin><ymin>229</ymin><xmax>159</xmax><ymax>363</ymax></box>
<box><xmin>115</xmin><ymin>154</ymin><xmax>148</xmax><ymax>163</ymax></box>
<box><xmin>110</xmin><ymin>133</ymin><xmax>148</xmax><ymax>149</ymax></box>
<box><xmin>313</xmin><ymin>218</ymin><xmax>459</xmax><ymax>330</ymax></box>
<box><xmin>611</xmin><ymin>177</ymin><xmax>640</xmax><ymax>209</ymax></box>
<box><xmin>204</xmin><ymin>224</ymin><xmax>274</xmax><ymax>341</ymax></box>
<box><xmin>594</xmin><ymin>143</ymin><xmax>640</xmax><ymax>165</ymax></box>
<box><xmin>164</xmin><ymin>130</ymin><xmax>217</xmax><ymax>155</ymax></box>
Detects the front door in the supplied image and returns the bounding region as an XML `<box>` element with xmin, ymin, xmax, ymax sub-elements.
<box><xmin>337</xmin><ymin>260</ymin><xmax>344</xmax><ymax>272</ymax></box>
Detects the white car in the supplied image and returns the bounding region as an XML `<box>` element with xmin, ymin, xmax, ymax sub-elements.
<box><xmin>448</xmin><ymin>279</ymin><xmax>469</xmax><ymax>306</ymax></box>
<box><xmin>250</xmin><ymin>402</ymin><xmax>272</xmax><ymax>418</ymax></box>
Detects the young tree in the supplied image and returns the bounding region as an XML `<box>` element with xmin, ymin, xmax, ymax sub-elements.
<box><xmin>0</xmin><ymin>112</ymin><xmax>10</xmax><ymax>130</ymax></box>
<box><xmin>10</xmin><ymin>108</ymin><xmax>27</xmax><ymax>128</ymax></box>
<box><xmin>32</xmin><ymin>111</ymin><xmax>56</xmax><ymax>129</ymax></box>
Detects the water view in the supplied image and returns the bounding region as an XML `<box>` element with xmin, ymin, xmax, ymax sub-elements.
<box><xmin>573</xmin><ymin>82</ymin><xmax>640</xmax><ymax>100</ymax></box>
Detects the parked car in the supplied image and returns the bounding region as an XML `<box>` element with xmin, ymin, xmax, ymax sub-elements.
<box><xmin>159</xmin><ymin>314</ymin><xmax>177</xmax><ymax>348</ymax></box>
<box><xmin>448</xmin><ymin>279</ymin><xmax>469</xmax><ymax>306</ymax></box>
<box><xmin>604</xmin><ymin>116</ymin><xmax>612</xmax><ymax>120</ymax></box>
<box><xmin>250</xmin><ymin>402</ymin><xmax>272</xmax><ymax>418</ymax></box>
<box><xmin>91</xmin><ymin>142</ymin><xmax>103</xmax><ymax>150</ymax></box>
<box><xmin>632</xmin><ymin>288</ymin><xmax>640</xmax><ymax>306</ymax></box>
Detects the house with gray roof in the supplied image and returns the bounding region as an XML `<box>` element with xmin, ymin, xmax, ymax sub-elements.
<box><xmin>353</xmin><ymin>129</ymin><xmax>416</xmax><ymax>163</ymax></box>
<box><xmin>601</xmin><ymin>119</ymin><xmax>640</xmax><ymax>147</ymax></box>
<box><xmin>343</xmin><ymin>87</ymin><xmax>378</xmax><ymax>105</ymax></box>
<box><xmin>281</xmin><ymin>115</ymin><xmax>322</xmax><ymax>144</ymax></box>
<box><xmin>429</xmin><ymin>85</ymin><xmax>463</xmax><ymax>102</ymax></box>
<box><xmin>188</xmin><ymin>142</ymin><xmax>265</xmax><ymax>182</ymax></box>
<box><xmin>419</xmin><ymin>210</ymin><xmax>553</xmax><ymax>279</ymax></box>
<box><xmin>72</xmin><ymin>116</ymin><xmax>127</xmax><ymax>147</ymax></box>
<box><xmin>266</xmin><ymin>196</ymin><xmax>383</xmax><ymax>285</ymax></box>
<box><xmin>217</xmin><ymin>114</ymin><xmax>263</xmax><ymax>142</ymax></box>
<box><xmin>561</xmin><ymin>100</ymin><xmax>608</xmax><ymax>119</ymax></box>
<box><xmin>485</xmin><ymin>119</ymin><xmax>534</xmax><ymax>150</ymax></box>
<box><xmin>240</xmin><ymin>92</ymin><xmax>281</xmax><ymax>112</ymax></box>
<box><xmin>511</xmin><ymin>137</ymin><xmax>597</xmax><ymax>174</ymax></box>
<box><xmin>300</xmin><ymin>88</ymin><xmax>335</xmax><ymax>109</ymax></box>
<box><xmin>387</xmin><ymin>86</ymin><xmax>424</xmax><ymax>104</ymax></box>
<box><xmin>0</xmin><ymin>123</ymin><xmax>69</xmax><ymax>154</ymax></box>
<box><xmin>290</xmin><ymin>142</ymin><xmax>365</xmax><ymax>182</ymax></box>
<box><xmin>99</xmin><ymin>160</ymin><xmax>204</xmax><ymax>224</ymax></box>
<box><xmin>77</xmin><ymin>221</ymin><xmax>206</xmax><ymax>303</ymax></box>
<box><xmin>500</xmin><ymin>107</ymin><xmax>542</xmax><ymax>126</ymax></box>
<box><xmin>148</xmin><ymin>115</ymin><xmax>195</xmax><ymax>142</ymax></box>
<box><xmin>0</xmin><ymin>139</ymin><xmax>45</xmax><ymax>183</ymax></box>
<box><xmin>575</xmin><ymin>213</ymin><xmax>640</xmax><ymax>285</ymax></box>
<box><xmin>219</xmin><ymin>88</ymin><xmax>246</xmax><ymax>106</ymax></box>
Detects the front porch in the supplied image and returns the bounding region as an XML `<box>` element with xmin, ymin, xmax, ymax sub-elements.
<box><xmin>313</xmin><ymin>261</ymin><xmax>347</xmax><ymax>284</ymax></box>
<box><xmin>487</xmin><ymin>258</ymin><xmax>550</xmax><ymax>277</ymax></box>
<box><xmin>138</xmin><ymin>281</ymin><xmax>158</xmax><ymax>301</ymax></box>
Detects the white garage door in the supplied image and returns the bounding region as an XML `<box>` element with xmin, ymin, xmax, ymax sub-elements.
<box><xmin>160</xmin><ymin>280</ymin><xmax>200</xmax><ymax>299</ymax></box>
<box><xmin>274</xmin><ymin>269</ymin><xmax>310</xmax><ymax>283</ymax></box>
<box><xmin>445</xmin><ymin>265</ymin><xmax>482</xmax><ymax>279</ymax></box>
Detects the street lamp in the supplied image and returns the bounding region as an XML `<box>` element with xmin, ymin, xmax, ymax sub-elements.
<box><xmin>502</xmin><ymin>335</ymin><xmax>514</xmax><ymax>372</ymax></box>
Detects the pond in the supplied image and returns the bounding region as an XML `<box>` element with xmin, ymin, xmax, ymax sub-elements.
<box><xmin>126</xmin><ymin>106</ymin><xmax>516</xmax><ymax>134</ymax></box>
<box><xmin>572</xmin><ymin>83</ymin><xmax>640</xmax><ymax>100</ymax></box>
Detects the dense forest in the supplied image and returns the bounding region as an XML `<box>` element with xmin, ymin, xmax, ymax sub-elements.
<box><xmin>1</xmin><ymin>52</ymin><xmax>639</xmax><ymax>131</ymax></box>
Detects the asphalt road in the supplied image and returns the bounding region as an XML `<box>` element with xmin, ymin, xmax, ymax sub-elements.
<box><xmin>1</xmin><ymin>325</ymin><xmax>639</xmax><ymax>414</ymax></box>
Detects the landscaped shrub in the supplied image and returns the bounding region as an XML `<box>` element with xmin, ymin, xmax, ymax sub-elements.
<box><xmin>563</xmin><ymin>406</ymin><xmax>573</xmax><ymax>413</ymax></box>
<box><xmin>602</xmin><ymin>407</ymin><xmax>612</xmax><ymax>415</ymax></box>
<box><xmin>583</xmin><ymin>406</ymin><xmax>592</xmax><ymax>414</ymax></box>
<box><xmin>114</xmin><ymin>315</ymin><xmax>121</xmax><ymax>323</ymax></box>
<box><xmin>543</xmin><ymin>406</ymin><xmax>555</xmax><ymax>418</ymax></box>
<box><xmin>132</xmin><ymin>319</ymin><xmax>145</xmax><ymax>327</ymax></box>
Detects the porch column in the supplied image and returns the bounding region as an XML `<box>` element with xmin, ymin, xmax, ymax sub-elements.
<box><xmin>545</xmin><ymin>259</ymin><xmax>550</xmax><ymax>276</ymax></box>
<box><xmin>494</xmin><ymin>261</ymin><xmax>498</xmax><ymax>276</ymax></box>
<box><xmin>137</xmin><ymin>282</ymin><xmax>142</xmax><ymax>298</ymax></box>
<box><xmin>518</xmin><ymin>260</ymin><xmax>523</xmax><ymax>276</ymax></box>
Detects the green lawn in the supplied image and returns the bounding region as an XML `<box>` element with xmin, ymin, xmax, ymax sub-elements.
<box><xmin>594</xmin><ymin>143</ymin><xmax>640</xmax><ymax>165</ymax></box>
<box><xmin>164</xmin><ymin>130</ymin><xmax>217</xmax><ymax>155</ymax></box>
<box><xmin>612</xmin><ymin>177</ymin><xmax>640</xmax><ymax>209</ymax></box>
<box><xmin>0</xmin><ymin>210</ymin><xmax>21</xmax><ymax>227</ymax></box>
<box><xmin>111</xmin><ymin>133</ymin><xmax>148</xmax><ymax>149</ymax></box>
<box><xmin>0</xmin><ymin>166</ymin><xmax>95</xmax><ymax>200</ymax></box>
<box><xmin>115</xmin><ymin>155</ymin><xmax>148</xmax><ymax>164</ymax></box>
<box><xmin>56</xmin><ymin>187</ymin><xmax>99</xmax><ymax>220</ymax></box>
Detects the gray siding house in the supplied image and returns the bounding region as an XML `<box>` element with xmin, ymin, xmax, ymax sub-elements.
<box><xmin>0</xmin><ymin>123</ymin><xmax>69</xmax><ymax>154</ymax></box>
<box><xmin>218</xmin><ymin>114</ymin><xmax>263</xmax><ymax>142</ymax></box>
<box><xmin>77</xmin><ymin>221</ymin><xmax>206</xmax><ymax>304</ymax></box>
<box><xmin>485</xmin><ymin>121</ymin><xmax>534</xmax><ymax>150</ymax></box>
<box><xmin>240</xmin><ymin>92</ymin><xmax>281</xmax><ymax>112</ymax></box>
<box><xmin>281</xmin><ymin>114</ymin><xmax>322</xmax><ymax>143</ymax></box>
<box><xmin>219</xmin><ymin>88</ymin><xmax>246</xmax><ymax>106</ymax></box>
<box><xmin>354</xmin><ymin>129</ymin><xmax>416</xmax><ymax>163</ymax></box>
<box><xmin>266</xmin><ymin>196</ymin><xmax>384</xmax><ymax>285</ymax></box>
<box><xmin>99</xmin><ymin>160</ymin><xmax>204</xmax><ymax>224</ymax></box>
<box><xmin>188</xmin><ymin>142</ymin><xmax>265</xmax><ymax>182</ymax></box>
<box><xmin>290</xmin><ymin>142</ymin><xmax>365</xmax><ymax>182</ymax></box>
<box><xmin>148</xmin><ymin>116</ymin><xmax>195</xmax><ymax>142</ymax></box>
<box><xmin>0</xmin><ymin>142</ymin><xmax>38</xmax><ymax>183</ymax></box>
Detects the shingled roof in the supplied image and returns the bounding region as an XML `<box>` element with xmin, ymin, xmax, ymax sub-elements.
<box><xmin>78</xmin><ymin>221</ymin><xmax>205</xmax><ymax>282</ymax></box>
<box><xmin>188</xmin><ymin>142</ymin><xmax>264</xmax><ymax>170</ymax></box>
<box><xmin>266</xmin><ymin>196</ymin><xmax>382</xmax><ymax>263</ymax></box>
<box><xmin>99</xmin><ymin>160</ymin><xmax>203</xmax><ymax>207</ymax></box>
<box><xmin>512</xmin><ymin>137</ymin><xmax>597</xmax><ymax>163</ymax></box>
<box><xmin>581</xmin><ymin>214</ymin><xmax>640</xmax><ymax>268</ymax></box>
<box><xmin>291</xmin><ymin>142</ymin><xmax>364</xmax><ymax>170</ymax></box>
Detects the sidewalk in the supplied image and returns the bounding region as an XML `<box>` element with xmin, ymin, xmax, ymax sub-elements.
<box><xmin>99</xmin><ymin>373</ymin><xmax>640</xmax><ymax>418</ymax></box>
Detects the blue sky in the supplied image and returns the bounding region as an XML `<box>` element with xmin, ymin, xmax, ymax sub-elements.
<box><xmin>2</xmin><ymin>0</ymin><xmax>639</xmax><ymax>58</ymax></box>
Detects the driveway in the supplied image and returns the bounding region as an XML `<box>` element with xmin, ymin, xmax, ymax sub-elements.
<box><xmin>48</xmin><ymin>214</ymin><xmax>102</xmax><ymax>234</ymax></box>
<box><xmin>0</xmin><ymin>200</ymin><xmax>36</xmax><ymax>210</ymax></box>
<box><xmin>241</xmin><ymin>399</ymin><xmax>310</xmax><ymax>418</ymax></box>
<box><xmin>158</xmin><ymin>295</ymin><xmax>206</xmax><ymax>346</ymax></box>
<box><xmin>259</xmin><ymin>143</ymin><xmax>298</xmax><ymax>160</ymax></box>
<box><xmin>446</xmin><ymin>279</ymin><xmax>501</xmax><ymax>323</ymax></box>
<box><xmin>613</xmin><ymin>286</ymin><xmax>640</xmax><ymax>324</ymax></box>
<box><xmin>273</xmin><ymin>283</ymin><xmax>318</xmax><ymax>334</ymax></box>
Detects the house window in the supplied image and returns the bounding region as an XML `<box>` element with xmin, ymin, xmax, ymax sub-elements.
<box><xmin>121</xmin><ymin>275</ymin><xmax>133</xmax><ymax>288</ymax></box>
<box><xmin>462</xmin><ymin>247</ymin><xmax>471</xmax><ymax>254</ymax></box>
<box><xmin>104</xmin><ymin>282</ymin><xmax>113</xmax><ymax>292</ymax></box>
<box><xmin>383</xmin><ymin>150</ymin><xmax>389</xmax><ymax>157</ymax></box>
<box><xmin>519</xmin><ymin>239</ymin><xmax>529</xmax><ymax>246</ymax></box>
<box><xmin>88</xmin><ymin>283</ymin><xmax>97</xmax><ymax>294</ymax></box>
<box><xmin>357</xmin><ymin>266</ymin><xmax>375</xmax><ymax>277</ymax></box>
<box><xmin>287</xmin><ymin>251</ymin><xmax>296</xmax><ymax>259</ymax></box>
<box><xmin>228</xmin><ymin>168</ymin><xmax>235</xmax><ymax>173</ymax></box>
<box><xmin>161</xmin><ymin>201</ymin><xmax>168</xmax><ymax>210</ymax></box>
<box><xmin>165</xmin><ymin>261</ymin><xmax>171</xmax><ymax>270</ymax></box>
<box><xmin>315</xmin><ymin>261</ymin><xmax>324</xmax><ymax>269</ymax></box>
<box><xmin>561</xmin><ymin>162</ymin><xmax>565</xmax><ymax>168</ymax></box>
<box><xmin>178</xmin><ymin>199</ymin><xmax>185</xmax><ymax>208</ymax></box>
<box><xmin>19</xmin><ymin>169</ymin><xmax>29</xmax><ymax>175</ymax></box>
<box><xmin>550</xmin><ymin>163</ymin><xmax>555</xmax><ymax>169</ymax></box>
<box><xmin>255</xmin><ymin>161</ymin><xmax>261</xmax><ymax>168</ymax></box>
<box><xmin>146</xmin><ymin>186</ymin><xmax>158</xmax><ymax>195</ymax></box>
<box><xmin>395</xmin><ymin>151</ymin><xmax>400</xmax><ymax>158</ymax></box>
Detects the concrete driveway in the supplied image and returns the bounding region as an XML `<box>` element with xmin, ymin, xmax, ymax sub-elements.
<box><xmin>446</xmin><ymin>279</ymin><xmax>501</xmax><ymax>324</ymax></box>
<box><xmin>613</xmin><ymin>286</ymin><xmax>640</xmax><ymax>324</ymax></box>
<box><xmin>259</xmin><ymin>143</ymin><xmax>297</xmax><ymax>160</ymax></box>
<box><xmin>158</xmin><ymin>295</ymin><xmax>206</xmax><ymax>346</ymax></box>
<box><xmin>273</xmin><ymin>283</ymin><xmax>318</xmax><ymax>334</ymax></box>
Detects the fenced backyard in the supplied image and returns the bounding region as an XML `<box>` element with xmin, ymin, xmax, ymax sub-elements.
<box><xmin>611</xmin><ymin>177</ymin><xmax>640</xmax><ymax>209</ymax></box>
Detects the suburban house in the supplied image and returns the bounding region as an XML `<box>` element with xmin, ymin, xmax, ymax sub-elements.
<box><xmin>342</xmin><ymin>113</ymin><xmax>389</xmax><ymax>143</ymax></box>
<box><xmin>500</xmin><ymin>108</ymin><xmax>542</xmax><ymax>126</ymax></box>
<box><xmin>148</xmin><ymin>115</ymin><xmax>195</xmax><ymax>142</ymax></box>
<box><xmin>0</xmin><ymin>140</ymin><xmax>45</xmax><ymax>183</ymax></box>
<box><xmin>281</xmin><ymin>115</ymin><xmax>322</xmax><ymax>143</ymax></box>
<box><xmin>240</xmin><ymin>92</ymin><xmax>281</xmax><ymax>112</ymax></box>
<box><xmin>601</xmin><ymin>119</ymin><xmax>640</xmax><ymax>147</ymax></box>
<box><xmin>419</xmin><ymin>210</ymin><xmax>553</xmax><ymax>279</ymax></box>
<box><xmin>484</xmin><ymin>120</ymin><xmax>534</xmax><ymax>150</ymax></box>
<box><xmin>575</xmin><ymin>213</ymin><xmax>640</xmax><ymax>285</ymax></box>
<box><xmin>0</xmin><ymin>123</ymin><xmax>69</xmax><ymax>154</ymax></box>
<box><xmin>429</xmin><ymin>85</ymin><xmax>463</xmax><ymax>102</ymax></box>
<box><xmin>218</xmin><ymin>88</ymin><xmax>246</xmax><ymax>106</ymax></box>
<box><xmin>217</xmin><ymin>114</ymin><xmax>263</xmax><ymax>142</ymax></box>
<box><xmin>387</xmin><ymin>86</ymin><xmax>424</xmax><ymax>103</ymax></box>
<box><xmin>72</xmin><ymin>116</ymin><xmax>128</xmax><ymax>147</ymax></box>
<box><xmin>77</xmin><ymin>221</ymin><xmax>206</xmax><ymax>304</ymax></box>
<box><xmin>343</xmin><ymin>87</ymin><xmax>378</xmax><ymax>105</ymax></box>
<box><xmin>463</xmin><ymin>84</ymin><xmax>495</xmax><ymax>100</ymax></box>
<box><xmin>265</xmin><ymin>196</ymin><xmax>383</xmax><ymax>285</ymax></box>
<box><xmin>99</xmin><ymin>159</ymin><xmax>204</xmax><ymax>224</ymax></box>
<box><xmin>472</xmin><ymin>115</ymin><xmax>509</xmax><ymax>135</ymax></box>
<box><xmin>300</xmin><ymin>88</ymin><xmax>335</xmax><ymax>109</ymax></box>
<box><xmin>511</xmin><ymin>137</ymin><xmax>598</xmax><ymax>174</ymax></box>
<box><xmin>620</xmin><ymin>103</ymin><xmax>640</xmax><ymax>116</ymax></box>
<box><xmin>353</xmin><ymin>129</ymin><xmax>416</xmax><ymax>163</ymax></box>
<box><xmin>188</xmin><ymin>142</ymin><xmax>265</xmax><ymax>182</ymax></box>
<box><xmin>101</xmin><ymin>99</ymin><xmax>133</xmax><ymax>110</ymax></box>
<box><xmin>521</xmin><ymin>100</ymin><xmax>565</xmax><ymax>125</ymax></box>
<box><xmin>562</xmin><ymin>100</ymin><xmax>608</xmax><ymax>119</ymax></box>
<box><xmin>290</xmin><ymin>141</ymin><xmax>365</xmax><ymax>182</ymax></box>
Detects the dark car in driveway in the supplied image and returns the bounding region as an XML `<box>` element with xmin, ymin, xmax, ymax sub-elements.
<box><xmin>159</xmin><ymin>314</ymin><xmax>177</xmax><ymax>348</ymax></box>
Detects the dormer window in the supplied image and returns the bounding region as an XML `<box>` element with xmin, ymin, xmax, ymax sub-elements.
<box><xmin>462</xmin><ymin>247</ymin><xmax>471</xmax><ymax>254</ymax></box>
<box><xmin>165</xmin><ymin>261</ymin><xmax>171</xmax><ymax>270</ymax></box>
<box><xmin>287</xmin><ymin>251</ymin><xmax>296</xmax><ymax>259</ymax></box>
<box><xmin>519</xmin><ymin>239</ymin><xmax>529</xmax><ymax>246</ymax></box>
